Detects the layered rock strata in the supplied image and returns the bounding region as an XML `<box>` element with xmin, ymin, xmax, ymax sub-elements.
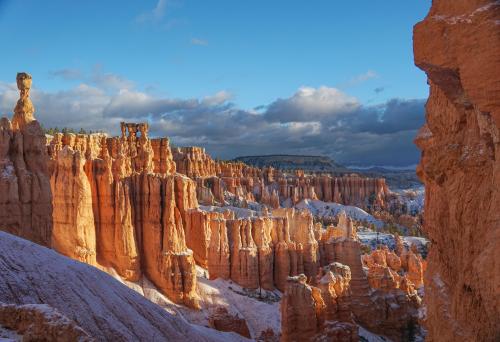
<box><xmin>362</xmin><ymin>245</ymin><xmax>425</xmax><ymax>291</ymax></box>
<box><xmin>208</xmin><ymin>307</ymin><xmax>251</xmax><ymax>338</ymax></box>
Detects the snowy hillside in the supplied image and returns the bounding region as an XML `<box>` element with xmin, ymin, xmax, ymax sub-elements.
<box><xmin>295</xmin><ymin>199</ymin><xmax>384</xmax><ymax>228</ymax></box>
<box><xmin>0</xmin><ymin>231</ymin><xmax>245</xmax><ymax>341</ymax></box>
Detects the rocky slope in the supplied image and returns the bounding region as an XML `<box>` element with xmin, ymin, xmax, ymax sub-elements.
<box><xmin>0</xmin><ymin>231</ymin><xmax>244</xmax><ymax>341</ymax></box>
<box><xmin>414</xmin><ymin>1</ymin><xmax>500</xmax><ymax>341</ymax></box>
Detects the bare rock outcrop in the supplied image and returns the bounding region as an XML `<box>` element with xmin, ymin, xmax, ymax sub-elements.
<box><xmin>0</xmin><ymin>303</ymin><xmax>93</xmax><ymax>342</ymax></box>
<box><xmin>414</xmin><ymin>1</ymin><xmax>500</xmax><ymax>340</ymax></box>
<box><xmin>325</xmin><ymin>237</ymin><xmax>420</xmax><ymax>341</ymax></box>
<box><xmin>208</xmin><ymin>307</ymin><xmax>251</xmax><ymax>338</ymax></box>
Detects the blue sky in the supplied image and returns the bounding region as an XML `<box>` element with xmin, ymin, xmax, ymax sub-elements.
<box><xmin>0</xmin><ymin>0</ymin><xmax>431</xmax><ymax>166</ymax></box>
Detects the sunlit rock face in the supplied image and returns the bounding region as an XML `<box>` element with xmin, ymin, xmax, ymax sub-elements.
<box><xmin>280</xmin><ymin>271</ymin><xmax>359</xmax><ymax>342</ymax></box>
<box><xmin>414</xmin><ymin>1</ymin><xmax>500</xmax><ymax>341</ymax></box>
<box><xmin>46</xmin><ymin>123</ymin><xmax>200</xmax><ymax>308</ymax></box>
<box><xmin>0</xmin><ymin>73</ymin><xmax>52</xmax><ymax>247</ymax></box>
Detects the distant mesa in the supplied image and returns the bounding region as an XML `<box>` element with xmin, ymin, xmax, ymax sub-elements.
<box><xmin>233</xmin><ymin>154</ymin><xmax>351</xmax><ymax>174</ymax></box>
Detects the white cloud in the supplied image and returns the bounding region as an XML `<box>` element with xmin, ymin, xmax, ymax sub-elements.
<box><xmin>265</xmin><ymin>86</ymin><xmax>359</xmax><ymax>122</ymax></box>
<box><xmin>341</xmin><ymin>70</ymin><xmax>378</xmax><ymax>88</ymax></box>
<box><xmin>202</xmin><ymin>91</ymin><xmax>232</xmax><ymax>106</ymax></box>
<box><xmin>0</xmin><ymin>78</ymin><xmax>425</xmax><ymax>166</ymax></box>
<box><xmin>136</xmin><ymin>0</ymin><xmax>168</xmax><ymax>23</ymax></box>
<box><xmin>48</xmin><ymin>66</ymin><xmax>134</xmax><ymax>91</ymax></box>
<box><xmin>49</xmin><ymin>68</ymin><xmax>82</xmax><ymax>80</ymax></box>
<box><xmin>190</xmin><ymin>38</ymin><xmax>208</xmax><ymax>46</ymax></box>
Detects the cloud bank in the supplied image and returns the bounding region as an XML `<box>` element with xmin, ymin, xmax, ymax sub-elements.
<box><xmin>0</xmin><ymin>71</ymin><xmax>425</xmax><ymax>167</ymax></box>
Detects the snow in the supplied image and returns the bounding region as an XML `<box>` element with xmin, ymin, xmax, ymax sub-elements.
<box><xmin>391</xmin><ymin>187</ymin><xmax>425</xmax><ymax>215</ymax></box>
<box><xmin>119</xmin><ymin>266</ymin><xmax>278</xmax><ymax>340</ymax></box>
<box><xmin>0</xmin><ymin>326</ymin><xmax>21</xmax><ymax>341</ymax></box>
<box><xmin>0</xmin><ymin>231</ymin><xmax>244</xmax><ymax>341</ymax></box>
<box><xmin>358</xmin><ymin>231</ymin><xmax>397</xmax><ymax>250</ymax></box>
<box><xmin>432</xmin><ymin>1</ymin><xmax>500</xmax><ymax>25</ymax></box>
<box><xmin>0</xmin><ymin>164</ymin><xmax>14</xmax><ymax>179</ymax></box>
<box><xmin>358</xmin><ymin>231</ymin><xmax>429</xmax><ymax>254</ymax></box>
<box><xmin>296</xmin><ymin>199</ymin><xmax>384</xmax><ymax>228</ymax></box>
<box><xmin>194</xmin><ymin>277</ymin><xmax>281</xmax><ymax>339</ymax></box>
<box><xmin>200</xmin><ymin>205</ymin><xmax>259</xmax><ymax>218</ymax></box>
<box><xmin>358</xmin><ymin>325</ymin><xmax>392</xmax><ymax>342</ymax></box>
<box><xmin>415</xmin><ymin>125</ymin><xmax>433</xmax><ymax>140</ymax></box>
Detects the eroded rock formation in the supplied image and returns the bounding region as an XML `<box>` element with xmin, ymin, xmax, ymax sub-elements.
<box><xmin>46</xmin><ymin>124</ymin><xmax>200</xmax><ymax>308</ymax></box>
<box><xmin>362</xmin><ymin>245</ymin><xmax>425</xmax><ymax>291</ymax></box>
<box><xmin>0</xmin><ymin>73</ymin><xmax>52</xmax><ymax>247</ymax></box>
<box><xmin>0</xmin><ymin>73</ymin><xmax>424</xmax><ymax>340</ymax></box>
<box><xmin>414</xmin><ymin>1</ymin><xmax>500</xmax><ymax>340</ymax></box>
<box><xmin>172</xmin><ymin>145</ymin><xmax>389</xmax><ymax>209</ymax></box>
<box><xmin>280</xmin><ymin>271</ymin><xmax>359</xmax><ymax>342</ymax></box>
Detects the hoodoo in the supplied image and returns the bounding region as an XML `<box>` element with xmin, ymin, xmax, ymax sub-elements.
<box><xmin>0</xmin><ymin>72</ymin><xmax>53</xmax><ymax>247</ymax></box>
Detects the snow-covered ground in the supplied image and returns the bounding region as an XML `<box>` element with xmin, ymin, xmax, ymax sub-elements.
<box><xmin>358</xmin><ymin>230</ymin><xmax>429</xmax><ymax>255</ymax></box>
<box><xmin>392</xmin><ymin>186</ymin><xmax>425</xmax><ymax>215</ymax></box>
<box><xmin>0</xmin><ymin>231</ymin><xmax>244</xmax><ymax>342</ymax></box>
<box><xmin>121</xmin><ymin>267</ymin><xmax>279</xmax><ymax>340</ymax></box>
<box><xmin>359</xmin><ymin>325</ymin><xmax>393</xmax><ymax>342</ymax></box>
<box><xmin>358</xmin><ymin>231</ymin><xmax>398</xmax><ymax>250</ymax></box>
<box><xmin>0</xmin><ymin>325</ymin><xmax>21</xmax><ymax>341</ymax></box>
<box><xmin>193</xmin><ymin>275</ymin><xmax>281</xmax><ymax>339</ymax></box>
<box><xmin>200</xmin><ymin>205</ymin><xmax>260</xmax><ymax>219</ymax></box>
<box><xmin>296</xmin><ymin>199</ymin><xmax>384</xmax><ymax>228</ymax></box>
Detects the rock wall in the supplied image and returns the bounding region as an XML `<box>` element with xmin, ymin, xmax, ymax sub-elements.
<box><xmin>414</xmin><ymin>1</ymin><xmax>500</xmax><ymax>341</ymax></box>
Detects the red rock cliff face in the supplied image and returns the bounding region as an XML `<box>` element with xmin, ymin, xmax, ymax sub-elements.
<box><xmin>414</xmin><ymin>1</ymin><xmax>500</xmax><ymax>341</ymax></box>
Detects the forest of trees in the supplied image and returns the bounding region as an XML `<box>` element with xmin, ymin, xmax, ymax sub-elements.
<box><xmin>42</xmin><ymin>126</ymin><xmax>104</xmax><ymax>135</ymax></box>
